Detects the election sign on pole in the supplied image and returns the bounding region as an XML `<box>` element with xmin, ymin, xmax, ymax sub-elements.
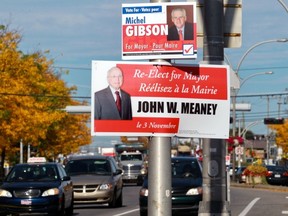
<box><xmin>122</xmin><ymin>2</ymin><xmax>197</xmax><ymax>60</ymax></box>
<box><xmin>91</xmin><ymin>61</ymin><xmax>230</xmax><ymax>139</ymax></box>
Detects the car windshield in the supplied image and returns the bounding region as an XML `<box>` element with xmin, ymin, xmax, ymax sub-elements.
<box><xmin>6</xmin><ymin>164</ymin><xmax>59</xmax><ymax>182</ymax></box>
<box><xmin>171</xmin><ymin>159</ymin><xmax>201</xmax><ymax>178</ymax></box>
<box><xmin>120</xmin><ymin>154</ymin><xmax>142</xmax><ymax>161</ymax></box>
<box><xmin>65</xmin><ymin>159</ymin><xmax>111</xmax><ymax>176</ymax></box>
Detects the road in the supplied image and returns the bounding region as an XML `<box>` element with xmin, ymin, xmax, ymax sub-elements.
<box><xmin>73</xmin><ymin>184</ymin><xmax>288</xmax><ymax>216</ymax></box>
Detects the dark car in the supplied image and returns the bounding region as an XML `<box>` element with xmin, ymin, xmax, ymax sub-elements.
<box><xmin>265</xmin><ymin>165</ymin><xmax>288</xmax><ymax>186</ymax></box>
<box><xmin>139</xmin><ymin>157</ymin><xmax>203</xmax><ymax>216</ymax></box>
<box><xmin>65</xmin><ymin>155</ymin><xmax>123</xmax><ymax>207</ymax></box>
<box><xmin>0</xmin><ymin>157</ymin><xmax>73</xmax><ymax>216</ymax></box>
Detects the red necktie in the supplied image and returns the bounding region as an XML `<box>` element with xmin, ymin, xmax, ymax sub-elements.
<box><xmin>115</xmin><ymin>91</ymin><xmax>121</xmax><ymax>114</ymax></box>
<box><xmin>178</xmin><ymin>30</ymin><xmax>183</xmax><ymax>41</ymax></box>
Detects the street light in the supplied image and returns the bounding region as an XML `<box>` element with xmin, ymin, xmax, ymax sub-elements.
<box><xmin>278</xmin><ymin>0</ymin><xmax>288</xmax><ymax>13</ymax></box>
<box><xmin>232</xmin><ymin>38</ymin><xmax>288</xmax><ymax>137</ymax></box>
<box><xmin>235</xmin><ymin>38</ymin><xmax>288</xmax><ymax>75</ymax></box>
<box><xmin>230</xmin><ymin>71</ymin><xmax>273</xmax><ymax>181</ymax></box>
<box><xmin>240</xmin><ymin>71</ymin><xmax>273</xmax><ymax>87</ymax></box>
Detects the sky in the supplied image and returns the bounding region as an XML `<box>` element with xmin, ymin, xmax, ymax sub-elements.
<box><xmin>0</xmin><ymin>0</ymin><xmax>287</xmax><ymax>146</ymax></box>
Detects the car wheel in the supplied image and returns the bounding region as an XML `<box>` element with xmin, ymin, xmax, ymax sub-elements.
<box><xmin>108</xmin><ymin>191</ymin><xmax>117</xmax><ymax>208</ymax></box>
<box><xmin>54</xmin><ymin>196</ymin><xmax>65</xmax><ymax>216</ymax></box>
<box><xmin>116</xmin><ymin>189</ymin><xmax>123</xmax><ymax>207</ymax></box>
<box><xmin>140</xmin><ymin>209</ymin><xmax>147</xmax><ymax>216</ymax></box>
<box><xmin>65</xmin><ymin>195</ymin><xmax>74</xmax><ymax>216</ymax></box>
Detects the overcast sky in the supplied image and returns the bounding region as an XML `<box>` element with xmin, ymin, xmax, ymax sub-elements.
<box><xmin>0</xmin><ymin>0</ymin><xmax>287</xmax><ymax>141</ymax></box>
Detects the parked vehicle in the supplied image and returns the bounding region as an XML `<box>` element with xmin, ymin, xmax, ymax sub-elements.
<box><xmin>65</xmin><ymin>155</ymin><xmax>123</xmax><ymax>207</ymax></box>
<box><xmin>265</xmin><ymin>165</ymin><xmax>288</xmax><ymax>186</ymax></box>
<box><xmin>0</xmin><ymin>157</ymin><xmax>73</xmax><ymax>216</ymax></box>
<box><xmin>139</xmin><ymin>156</ymin><xmax>202</xmax><ymax>216</ymax></box>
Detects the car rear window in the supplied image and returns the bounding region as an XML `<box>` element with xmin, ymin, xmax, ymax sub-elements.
<box><xmin>65</xmin><ymin>159</ymin><xmax>111</xmax><ymax>175</ymax></box>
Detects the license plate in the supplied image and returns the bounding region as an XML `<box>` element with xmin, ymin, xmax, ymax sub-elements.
<box><xmin>21</xmin><ymin>200</ymin><xmax>32</xmax><ymax>205</ymax></box>
<box><xmin>274</xmin><ymin>174</ymin><xmax>281</xmax><ymax>178</ymax></box>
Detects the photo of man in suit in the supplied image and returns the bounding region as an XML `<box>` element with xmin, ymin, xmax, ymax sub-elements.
<box><xmin>167</xmin><ymin>7</ymin><xmax>194</xmax><ymax>41</ymax></box>
<box><xmin>94</xmin><ymin>66</ymin><xmax>132</xmax><ymax>120</ymax></box>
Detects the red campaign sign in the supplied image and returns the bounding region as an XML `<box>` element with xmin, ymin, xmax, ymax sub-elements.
<box><xmin>95</xmin><ymin>117</ymin><xmax>179</xmax><ymax>134</ymax></box>
<box><xmin>122</xmin><ymin>2</ymin><xmax>197</xmax><ymax>60</ymax></box>
<box><xmin>91</xmin><ymin>61</ymin><xmax>230</xmax><ymax>139</ymax></box>
<box><xmin>117</xmin><ymin>64</ymin><xmax>227</xmax><ymax>100</ymax></box>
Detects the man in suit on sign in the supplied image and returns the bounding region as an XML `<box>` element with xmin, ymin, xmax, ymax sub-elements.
<box><xmin>167</xmin><ymin>8</ymin><xmax>194</xmax><ymax>41</ymax></box>
<box><xmin>94</xmin><ymin>66</ymin><xmax>132</xmax><ymax>120</ymax></box>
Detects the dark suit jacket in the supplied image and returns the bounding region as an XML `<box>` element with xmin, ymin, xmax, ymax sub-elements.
<box><xmin>167</xmin><ymin>22</ymin><xmax>194</xmax><ymax>41</ymax></box>
<box><xmin>94</xmin><ymin>87</ymin><xmax>132</xmax><ymax>120</ymax></box>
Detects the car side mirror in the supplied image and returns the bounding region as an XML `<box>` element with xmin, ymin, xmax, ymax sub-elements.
<box><xmin>114</xmin><ymin>169</ymin><xmax>123</xmax><ymax>176</ymax></box>
<box><xmin>62</xmin><ymin>176</ymin><xmax>71</xmax><ymax>181</ymax></box>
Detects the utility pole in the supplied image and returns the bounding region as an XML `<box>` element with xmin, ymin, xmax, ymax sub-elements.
<box><xmin>198</xmin><ymin>0</ymin><xmax>231</xmax><ymax>215</ymax></box>
<box><xmin>148</xmin><ymin>0</ymin><xmax>172</xmax><ymax>216</ymax></box>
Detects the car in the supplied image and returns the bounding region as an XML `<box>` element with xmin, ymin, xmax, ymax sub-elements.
<box><xmin>0</xmin><ymin>157</ymin><xmax>74</xmax><ymax>216</ymax></box>
<box><xmin>139</xmin><ymin>156</ymin><xmax>203</xmax><ymax>216</ymax></box>
<box><xmin>265</xmin><ymin>165</ymin><xmax>288</xmax><ymax>186</ymax></box>
<box><xmin>235</xmin><ymin>166</ymin><xmax>247</xmax><ymax>183</ymax></box>
<box><xmin>117</xmin><ymin>151</ymin><xmax>145</xmax><ymax>186</ymax></box>
<box><xmin>64</xmin><ymin>155</ymin><xmax>123</xmax><ymax>207</ymax></box>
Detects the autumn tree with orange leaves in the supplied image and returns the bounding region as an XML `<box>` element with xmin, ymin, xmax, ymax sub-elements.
<box><xmin>0</xmin><ymin>25</ymin><xmax>91</xmax><ymax>170</ymax></box>
<box><xmin>269</xmin><ymin>120</ymin><xmax>288</xmax><ymax>159</ymax></box>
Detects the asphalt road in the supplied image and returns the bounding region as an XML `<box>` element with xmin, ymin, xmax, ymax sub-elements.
<box><xmin>71</xmin><ymin>182</ymin><xmax>288</xmax><ymax>216</ymax></box>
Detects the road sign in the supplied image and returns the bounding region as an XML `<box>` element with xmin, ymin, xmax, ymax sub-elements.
<box><xmin>122</xmin><ymin>2</ymin><xmax>197</xmax><ymax>60</ymax></box>
<box><xmin>91</xmin><ymin>61</ymin><xmax>230</xmax><ymax>139</ymax></box>
<box><xmin>235</xmin><ymin>146</ymin><xmax>244</xmax><ymax>155</ymax></box>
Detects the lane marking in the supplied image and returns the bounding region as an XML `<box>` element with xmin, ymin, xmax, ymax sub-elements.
<box><xmin>113</xmin><ymin>208</ymin><xmax>139</xmax><ymax>216</ymax></box>
<box><xmin>239</xmin><ymin>197</ymin><xmax>260</xmax><ymax>216</ymax></box>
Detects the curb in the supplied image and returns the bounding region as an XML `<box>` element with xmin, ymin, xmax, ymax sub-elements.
<box><xmin>230</xmin><ymin>182</ymin><xmax>288</xmax><ymax>192</ymax></box>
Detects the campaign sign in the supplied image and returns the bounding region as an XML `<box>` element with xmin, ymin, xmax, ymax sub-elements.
<box><xmin>122</xmin><ymin>2</ymin><xmax>197</xmax><ymax>60</ymax></box>
<box><xmin>91</xmin><ymin>61</ymin><xmax>230</xmax><ymax>138</ymax></box>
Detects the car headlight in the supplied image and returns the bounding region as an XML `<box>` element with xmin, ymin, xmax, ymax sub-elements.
<box><xmin>42</xmin><ymin>188</ymin><xmax>60</xmax><ymax>197</ymax></box>
<box><xmin>0</xmin><ymin>189</ymin><xmax>12</xmax><ymax>197</ymax></box>
<box><xmin>99</xmin><ymin>183</ymin><xmax>113</xmax><ymax>190</ymax></box>
<box><xmin>186</xmin><ymin>187</ymin><xmax>203</xmax><ymax>195</ymax></box>
<box><xmin>139</xmin><ymin>188</ymin><xmax>148</xmax><ymax>197</ymax></box>
<box><xmin>140</xmin><ymin>168</ymin><xmax>147</xmax><ymax>175</ymax></box>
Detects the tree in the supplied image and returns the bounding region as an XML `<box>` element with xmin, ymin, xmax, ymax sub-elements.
<box><xmin>269</xmin><ymin>121</ymin><xmax>288</xmax><ymax>158</ymax></box>
<box><xmin>0</xmin><ymin>25</ymin><xmax>91</xmax><ymax>168</ymax></box>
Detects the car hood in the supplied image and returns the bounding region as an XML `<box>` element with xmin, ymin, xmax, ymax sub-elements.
<box><xmin>1</xmin><ymin>181</ymin><xmax>61</xmax><ymax>190</ymax></box>
<box><xmin>70</xmin><ymin>174</ymin><xmax>113</xmax><ymax>185</ymax></box>
<box><xmin>172</xmin><ymin>177</ymin><xmax>202</xmax><ymax>188</ymax></box>
<box><xmin>120</xmin><ymin>161</ymin><xmax>143</xmax><ymax>166</ymax></box>
<box><xmin>142</xmin><ymin>177</ymin><xmax>202</xmax><ymax>189</ymax></box>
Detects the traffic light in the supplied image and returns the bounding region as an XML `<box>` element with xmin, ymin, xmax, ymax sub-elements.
<box><xmin>264</xmin><ymin>118</ymin><xmax>284</xmax><ymax>125</ymax></box>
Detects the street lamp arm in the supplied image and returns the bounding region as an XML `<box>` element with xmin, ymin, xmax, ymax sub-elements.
<box><xmin>240</xmin><ymin>71</ymin><xmax>273</xmax><ymax>87</ymax></box>
<box><xmin>235</xmin><ymin>38</ymin><xmax>288</xmax><ymax>75</ymax></box>
<box><xmin>278</xmin><ymin>0</ymin><xmax>288</xmax><ymax>13</ymax></box>
<box><xmin>240</xmin><ymin>120</ymin><xmax>263</xmax><ymax>137</ymax></box>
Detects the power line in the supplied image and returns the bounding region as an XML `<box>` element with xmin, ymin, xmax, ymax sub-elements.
<box><xmin>0</xmin><ymin>92</ymin><xmax>90</xmax><ymax>99</ymax></box>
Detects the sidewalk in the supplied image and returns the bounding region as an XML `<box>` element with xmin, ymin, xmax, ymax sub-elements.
<box><xmin>230</xmin><ymin>182</ymin><xmax>288</xmax><ymax>192</ymax></box>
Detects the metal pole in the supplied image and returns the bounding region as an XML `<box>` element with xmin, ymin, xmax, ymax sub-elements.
<box><xmin>148</xmin><ymin>137</ymin><xmax>171</xmax><ymax>216</ymax></box>
<box><xmin>20</xmin><ymin>139</ymin><xmax>23</xmax><ymax>164</ymax></box>
<box><xmin>148</xmin><ymin>0</ymin><xmax>172</xmax><ymax>216</ymax></box>
<box><xmin>198</xmin><ymin>0</ymin><xmax>230</xmax><ymax>215</ymax></box>
<box><xmin>266</xmin><ymin>96</ymin><xmax>270</xmax><ymax>164</ymax></box>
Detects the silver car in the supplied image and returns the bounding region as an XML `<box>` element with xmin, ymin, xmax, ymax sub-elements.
<box><xmin>65</xmin><ymin>155</ymin><xmax>123</xmax><ymax>207</ymax></box>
